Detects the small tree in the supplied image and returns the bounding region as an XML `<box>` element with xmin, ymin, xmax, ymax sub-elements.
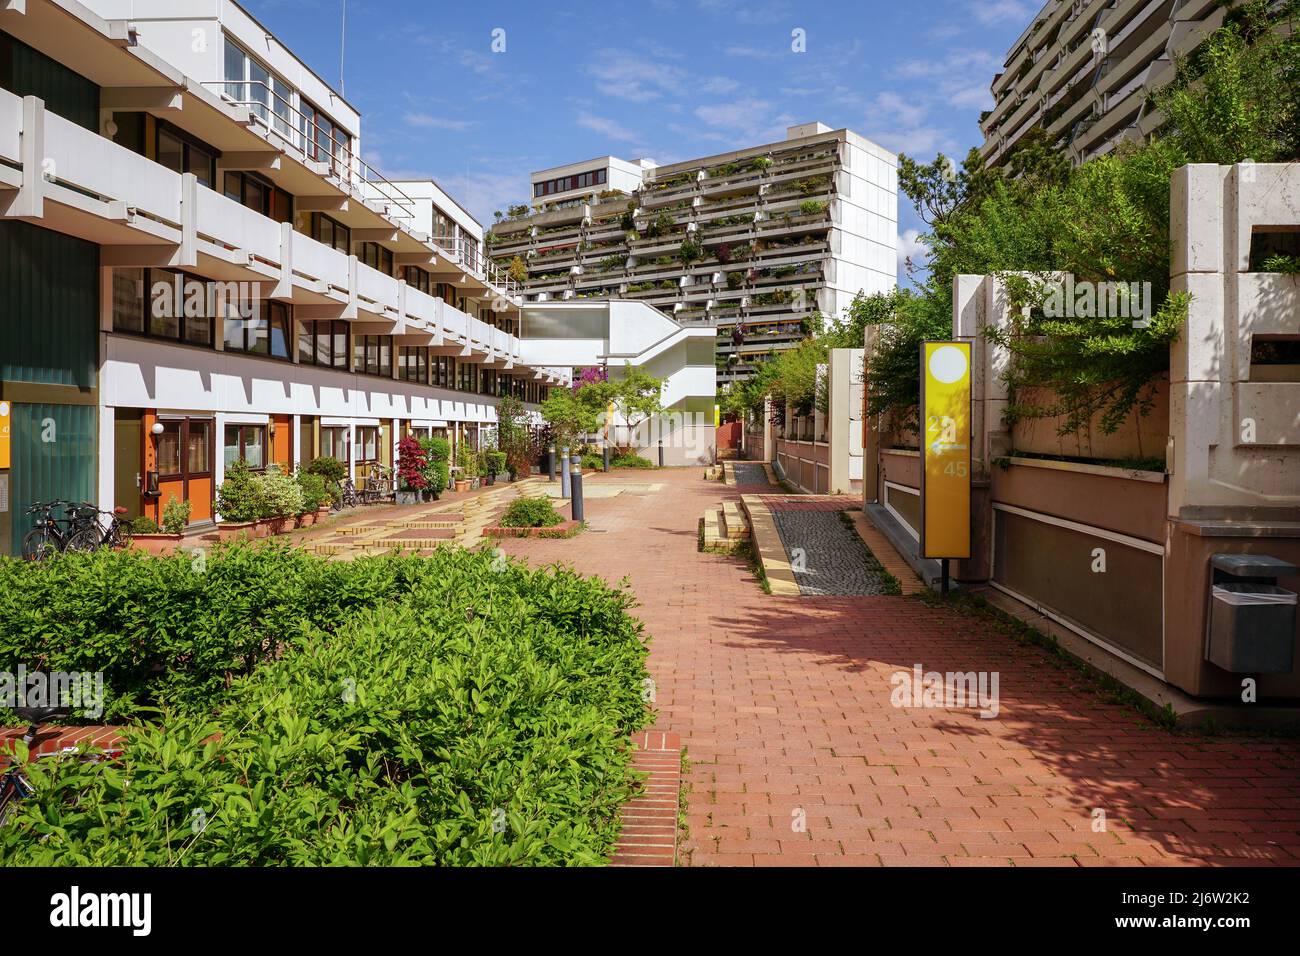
<box><xmin>541</xmin><ymin>387</ymin><xmax>600</xmax><ymax>449</ymax></box>
<box><xmin>507</xmin><ymin>256</ymin><xmax>528</xmax><ymax>284</ymax></box>
<box><xmin>612</xmin><ymin>362</ymin><xmax>664</xmax><ymax>444</ymax></box>
<box><xmin>396</xmin><ymin>435</ymin><xmax>428</xmax><ymax>491</ymax></box>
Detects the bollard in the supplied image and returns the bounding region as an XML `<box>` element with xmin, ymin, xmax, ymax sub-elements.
<box><xmin>570</xmin><ymin>454</ymin><xmax>584</xmax><ymax>523</ymax></box>
<box><xmin>658</xmin><ymin>440</ymin><xmax>664</xmax><ymax>468</ymax></box>
<box><xmin>603</xmin><ymin>441</ymin><xmax>610</xmax><ymax>473</ymax></box>
<box><xmin>560</xmin><ymin>446</ymin><xmax>571</xmax><ymax>499</ymax></box>
<box><xmin>547</xmin><ymin>444</ymin><xmax>556</xmax><ymax>482</ymax></box>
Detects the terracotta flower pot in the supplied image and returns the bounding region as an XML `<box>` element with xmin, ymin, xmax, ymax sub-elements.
<box><xmin>129</xmin><ymin>533</ymin><xmax>183</xmax><ymax>556</ymax></box>
<box><xmin>263</xmin><ymin>516</ymin><xmax>287</xmax><ymax>536</ymax></box>
<box><xmin>454</xmin><ymin>479</ymin><xmax>471</xmax><ymax>493</ymax></box>
<box><xmin>217</xmin><ymin>521</ymin><xmax>257</xmax><ymax>543</ymax></box>
<box><xmin>298</xmin><ymin>511</ymin><xmax>316</xmax><ymax>528</ymax></box>
<box><xmin>317</xmin><ymin>505</ymin><xmax>332</xmax><ymax>520</ymax></box>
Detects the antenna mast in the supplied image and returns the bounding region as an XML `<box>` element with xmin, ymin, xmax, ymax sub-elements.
<box><xmin>339</xmin><ymin>0</ymin><xmax>347</xmax><ymax>95</ymax></box>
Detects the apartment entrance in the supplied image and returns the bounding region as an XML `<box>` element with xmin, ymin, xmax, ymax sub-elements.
<box><xmin>113</xmin><ymin>408</ymin><xmax>143</xmax><ymax>519</ymax></box>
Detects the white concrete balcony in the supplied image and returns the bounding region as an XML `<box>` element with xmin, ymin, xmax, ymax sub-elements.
<box><xmin>0</xmin><ymin>88</ymin><xmax>535</xmax><ymax>372</ymax></box>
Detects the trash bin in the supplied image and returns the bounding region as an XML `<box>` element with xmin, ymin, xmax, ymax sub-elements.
<box><xmin>1206</xmin><ymin>583</ymin><xmax>1297</xmax><ymax>673</ymax></box>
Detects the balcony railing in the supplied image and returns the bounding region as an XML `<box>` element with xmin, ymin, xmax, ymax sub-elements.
<box><xmin>204</xmin><ymin>79</ymin><xmax>417</xmax><ymax>221</ymax></box>
<box><xmin>430</xmin><ymin>235</ymin><xmax>520</xmax><ymax>300</ymax></box>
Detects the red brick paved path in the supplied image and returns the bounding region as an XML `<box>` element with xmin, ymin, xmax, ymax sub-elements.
<box><xmin>496</xmin><ymin>468</ymin><xmax>1300</xmax><ymax>867</ymax></box>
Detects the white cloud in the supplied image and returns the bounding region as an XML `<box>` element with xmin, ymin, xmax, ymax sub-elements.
<box><xmin>867</xmin><ymin>126</ymin><xmax>947</xmax><ymax>155</ymax></box>
<box><xmin>587</xmin><ymin>48</ymin><xmax>687</xmax><ymax>102</ymax></box>
<box><xmin>404</xmin><ymin>112</ymin><xmax>476</xmax><ymax>131</ymax></box>
<box><xmin>576</xmin><ymin>111</ymin><xmax>641</xmax><ymax>143</ymax></box>
<box><xmin>971</xmin><ymin>0</ymin><xmax>1034</xmax><ymax>25</ymax></box>
<box><xmin>897</xmin><ymin>228</ymin><xmax>929</xmax><ymax>268</ymax></box>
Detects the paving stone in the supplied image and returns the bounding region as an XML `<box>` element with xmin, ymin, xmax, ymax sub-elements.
<box><xmin>770</xmin><ymin>509</ymin><xmax>891</xmax><ymax>596</ymax></box>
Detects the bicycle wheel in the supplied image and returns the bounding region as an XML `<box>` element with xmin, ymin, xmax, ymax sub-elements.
<box><xmin>108</xmin><ymin>521</ymin><xmax>132</xmax><ymax>550</ymax></box>
<box><xmin>21</xmin><ymin>528</ymin><xmax>59</xmax><ymax>561</ymax></box>
<box><xmin>64</xmin><ymin>526</ymin><xmax>102</xmax><ymax>553</ymax></box>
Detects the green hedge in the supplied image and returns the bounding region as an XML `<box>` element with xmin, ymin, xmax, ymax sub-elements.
<box><xmin>0</xmin><ymin>546</ymin><xmax>651</xmax><ymax>865</ymax></box>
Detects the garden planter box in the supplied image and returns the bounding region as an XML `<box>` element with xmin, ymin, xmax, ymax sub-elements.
<box><xmin>129</xmin><ymin>533</ymin><xmax>183</xmax><ymax>556</ymax></box>
<box><xmin>396</xmin><ymin>490</ymin><xmax>420</xmax><ymax>505</ymax></box>
<box><xmin>261</xmin><ymin>517</ymin><xmax>288</xmax><ymax>537</ymax></box>
<box><xmin>483</xmin><ymin>520</ymin><xmax>583</xmax><ymax>539</ymax></box>
<box><xmin>217</xmin><ymin>521</ymin><xmax>258</xmax><ymax>542</ymax></box>
<box><xmin>297</xmin><ymin>511</ymin><xmax>317</xmax><ymax>528</ymax></box>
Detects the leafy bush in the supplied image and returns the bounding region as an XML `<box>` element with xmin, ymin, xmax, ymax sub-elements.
<box><xmin>296</xmin><ymin>471</ymin><xmax>328</xmax><ymax>512</ymax></box>
<box><xmin>611</xmin><ymin>454</ymin><xmax>654</xmax><ymax>469</ymax></box>
<box><xmin>305</xmin><ymin>456</ymin><xmax>347</xmax><ymax>484</ymax></box>
<box><xmin>129</xmin><ymin>516</ymin><xmax>161</xmax><ymax>535</ymax></box>
<box><xmin>486</xmin><ymin>450</ymin><xmax>507</xmax><ymax>476</ymax></box>
<box><xmin>396</xmin><ymin>436</ymin><xmax>428</xmax><ymax>491</ymax></box>
<box><xmin>0</xmin><ymin>547</ymin><xmax>650</xmax><ymax>865</ymax></box>
<box><xmin>214</xmin><ymin>460</ymin><xmax>262</xmax><ymax>523</ymax></box>
<box><xmin>419</xmin><ymin>437</ymin><xmax>450</xmax><ymax>494</ymax></box>
<box><xmin>500</xmin><ymin>496</ymin><xmax>564</xmax><ymax>529</ymax></box>
<box><xmin>254</xmin><ymin>465</ymin><xmax>305</xmax><ymax>519</ymax></box>
<box><xmin>161</xmin><ymin>496</ymin><xmax>191</xmax><ymax>535</ymax></box>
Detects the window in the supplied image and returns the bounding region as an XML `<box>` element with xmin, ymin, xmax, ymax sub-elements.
<box><xmin>355</xmin><ymin>426</ymin><xmax>380</xmax><ymax>464</ymax></box>
<box><xmin>313</xmin><ymin>213</ymin><xmax>351</xmax><ymax>254</ymax></box>
<box><xmin>157</xmin><ymin>418</ymin><xmax>212</xmax><ymax>485</ymax></box>
<box><xmin>301</xmin><ymin>98</ymin><xmax>350</xmax><ymax>177</ymax></box>
<box><xmin>223</xmin><ymin>424</ymin><xmax>267</xmax><ymax>470</ymax></box>
<box><xmin>404</xmin><ymin>267</ymin><xmax>432</xmax><ymax>295</ymax></box>
<box><xmin>399</xmin><ymin>346</ymin><xmax>429</xmax><ymax>384</ymax></box>
<box><xmin>112</xmin><ymin>268</ymin><xmax>214</xmax><ymax>347</ymax></box>
<box><xmin>224</xmin><ymin>300</ymin><xmax>291</xmax><ymax>359</ymax></box>
<box><xmin>352</xmin><ymin>334</ymin><xmax>393</xmax><ymax>377</ymax></box>
<box><xmin>320</xmin><ymin>426</ymin><xmax>349</xmax><ymax>465</ymax></box>
<box><xmin>298</xmin><ymin>320</ymin><xmax>350</xmax><ymax>369</ymax></box>
<box><xmin>360</xmin><ymin>242</ymin><xmax>394</xmax><ymax>275</ymax></box>
<box><xmin>457</xmin><ymin>361</ymin><xmax>479</xmax><ymax>393</ymax></box>
<box><xmin>534</xmin><ymin>168</ymin><xmax>606</xmax><ymax>197</ymax></box>
<box><xmin>156</xmin><ymin>122</ymin><xmax>216</xmax><ymax>189</ymax></box>
<box><xmin>432</xmin><ymin>355</ymin><xmax>456</xmax><ymax>389</ymax></box>
<box><xmin>224</xmin><ymin>171</ymin><xmax>293</xmax><ymax>224</ymax></box>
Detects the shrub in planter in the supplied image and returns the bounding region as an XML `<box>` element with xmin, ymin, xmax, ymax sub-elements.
<box><xmin>396</xmin><ymin>436</ymin><xmax>428</xmax><ymax>504</ymax></box>
<box><xmin>253</xmin><ymin>465</ymin><xmax>305</xmax><ymax>534</ymax></box>
<box><xmin>305</xmin><ymin>456</ymin><xmax>347</xmax><ymax>484</ymax></box>
<box><xmin>419</xmin><ymin>437</ymin><xmax>449</xmax><ymax>499</ymax></box>
<box><xmin>297</xmin><ymin>471</ymin><xmax>328</xmax><ymax>515</ymax></box>
<box><xmin>161</xmin><ymin>495</ymin><xmax>191</xmax><ymax>535</ymax></box>
<box><xmin>129</xmin><ymin>515</ymin><xmax>161</xmax><ymax>535</ymax></box>
<box><xmin>499</xmin><ymin>496</ymin><xmax>564</xmax><ymax>529</ymax></box>
<box><xmin>486</xmin><ymin>450</ymin><xmax>508</xmax><ymax>480</ymax></box>
<box><xmin>611</xmin><ymin>454</ymin><xmax>655</xmax><ymax>469</ymax></box>
<box><xmin>0</xmin><ymin>547</ymin><xmax>650</xmax><ymax>865</ymax></box>
<box><xmin>214</xmin><ymin>460</ymin><xmax>263</xmax><ymax>525</ymax></box>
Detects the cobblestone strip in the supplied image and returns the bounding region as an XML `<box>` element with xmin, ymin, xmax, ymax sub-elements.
<box><xmin>771</xmin><ymin>509</ymin><xmax>892</xmax><ymax>596</ymax></box>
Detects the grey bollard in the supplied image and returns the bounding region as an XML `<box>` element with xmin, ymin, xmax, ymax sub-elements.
<box><xmin>570</xmin><ymin>454</ymin><xmax>584</xmax><ymax>523</ymax></box>
<box><xmin>560</xmin><ymin>446</ymin><xmax>571</xmax><ymax>499</ymax></box>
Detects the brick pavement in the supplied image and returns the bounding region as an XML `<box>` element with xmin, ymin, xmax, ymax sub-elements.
<box><xmin>494</xmin><ymin>467</ymin><xmax>1300</xmax><ymax>867</ymax></box>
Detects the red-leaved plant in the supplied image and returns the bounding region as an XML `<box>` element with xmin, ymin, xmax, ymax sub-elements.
<box><xmin>397</xmin><ymin>435</ymin><xmax>429</xmax><ymax>490</ymax></box>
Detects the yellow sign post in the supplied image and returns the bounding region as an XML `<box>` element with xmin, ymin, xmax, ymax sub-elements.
<box><xmin>0</xmin><ymin>400</ymin><xmax>10</xmax><ymax>470</ymax></box>
<box><xmin>920</xmin><ymin>342</ymin><xmax>972</xmax><ymax>593</ymax></box>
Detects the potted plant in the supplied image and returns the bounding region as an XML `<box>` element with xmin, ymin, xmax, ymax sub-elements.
<box><xmin>479</xmin><ymin>450</ymin><xmax>496</xmax><ymax>487</ymax></box>
<box><xmin>454</xmin><ymin>443</ymin><xmax>476</xmax><ymax>493</ymax></box>
<box><xmin>296</xmin><ymin>471</ymin><xmax>327</xmax><ymax>526</ymax></box>
<box><xmin>252</xmin><ymin>465</ymin><xmax>303</xmax><ymax>536</ymax></box>
<box><xmin>395</xmin><ymin>435</ymin><xmax>428</xmax><ymax>505</ymax></box>
<box><xmin>214</xmin><ymin>460</ymin><xmax>263</xmax><ymax>541</ymax></box>
<box><xmin>306</xmin><ymin>456</ymin><xmax>346</xmax><ymax>517</ymax></box>
<box><xmin>487</xmin><ymin>450</ymin><xmax>508</xmax><ymax>484</ymax></box>
<box><xmin>419</xmin><ymin>436</ymin><xmax>449</xmax><ymax>501</ymax></box>
<box><xmin>129</xmin><ymin>497</ymin><xmax>188</xmax><ymax>555</ymax></box>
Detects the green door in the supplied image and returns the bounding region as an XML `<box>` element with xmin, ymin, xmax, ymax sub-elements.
<box><xmin>6</xmin><ymin>403</ymin><xmax>96</xmax><ymax>556</ymax></box>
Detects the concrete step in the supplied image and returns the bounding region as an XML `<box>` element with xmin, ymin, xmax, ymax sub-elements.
<box><xmin>394</xmin><ymin>519</ymin><xmax>461</xmax><ymax>530</ymax></box>
<box><xmin>720</xmin><ymin>501</ymin><xmax>750</xmax><ymax>540</ymax></box>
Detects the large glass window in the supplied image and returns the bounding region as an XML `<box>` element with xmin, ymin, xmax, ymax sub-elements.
<box><xmin>399</xmin><ymin>346</ymin><xmax>429</xmax><ymax>384</ymax></box>
<box><xmin>298</xmin><ymin>320</ymin><xmax>350</xmax><ymax>368</ymax></box>
<box><xmin>360</xmin><ymin>242</ymin><xmax>394</xmax><ymax>275</ymax></box>
<box><xmin>355</xmin><ymin>426</ymin><xmax>379</xmax><ymax>464</ymax></box>
<box><xmin>112</xmin><ymin>268</ymin><xmax>213</xmax><ymax>347</ymax></box>
<box><xmin>353</xmin><ymin>334</ymin><xmax>393</xmax><ymax>377</ymax></box>
<box><xmin>157</xmin><ymin>421</ymin><xmax>182</xmax><ymax>477</ymax></box>
<box><xmin>223</xmin><ymin>301</ymin><xmax>291</xmax><ymax>360</ymax></box>
<box><xmin>320</xmin><ymin>426</ymin><xmax>349</xmax><ymax>465</ymax></box>
<box><xmin>313</xmin><ymin>213</ymin><xmax>350</xmax><ymax>254</ymax></box>
<box><xmin>223</xmin><ymin>424</ymin><xmax>266</xmax><ymax>470</ymax></box>
<box><xmin>156</xmin><ymin>122</ymin><xmax>215</xmax><ymax>189</ymax></box>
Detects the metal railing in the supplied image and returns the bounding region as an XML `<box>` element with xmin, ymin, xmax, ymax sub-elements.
<box><xmin>430</xmin><ymin>235</ymin><xmax>519</xmax><ymax>299</ymax></box>
<box><xmin>205</xmin><ymin>79</ymin><xmax>416</xmax><ymax>220</ymax></box>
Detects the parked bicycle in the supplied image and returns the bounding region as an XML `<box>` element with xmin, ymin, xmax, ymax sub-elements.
<box><xmin>20</xmin><ymin>500</ymin><xmax>75</xmax><ymax>560</ymax></box>
<box><xmin>64</xmin><ymin>506</ymin><xmax>132</xmax><ymax>553</ymax></box>
<box><xmin>331</xmin><ymin>478</ymin><xmax>359</xmax><ymax>511</ymax></box>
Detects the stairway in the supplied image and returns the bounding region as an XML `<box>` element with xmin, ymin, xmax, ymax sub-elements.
<box><xmin>700</xmin><ymin>499</ymin><xmax>751</xmax><ymax>552</ymax></box>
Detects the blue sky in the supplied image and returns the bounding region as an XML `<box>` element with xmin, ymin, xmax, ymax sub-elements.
<box><xmin>245</xmin><ymin>0</ymin><xmax>1040</xmax><ymax>281</ymax></box>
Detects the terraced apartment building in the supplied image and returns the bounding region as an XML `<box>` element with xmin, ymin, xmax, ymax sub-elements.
<box><xmin>488</xmin><ymin>123</ymin><xmax>898</xmax><ymax>385</ymax></box>
<box><xmin>979</xmin><ymin>0</ymin><xmax>1233</xmax><ymax>167</ymax></box>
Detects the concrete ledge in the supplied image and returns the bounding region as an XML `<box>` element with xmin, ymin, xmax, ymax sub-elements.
<box><xmin>978</xmin><ymin>585</ymin><xmax>1300</xmax><ymax>731</ymax></box>
<box><xmin>740</xmin><ymin>495</ymin><xmax>799</xmax><ymax>596</ymax></box>
<box><xmin>865</xmin><ymin>503</ymin><xmax>944</xmax><ymax>590</ymax></box>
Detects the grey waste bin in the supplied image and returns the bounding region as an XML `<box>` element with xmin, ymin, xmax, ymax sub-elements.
<box><xmin>1205</xmin><ymin>553</ymin><xmax>1298</xmax><ymax>674</ymax></box>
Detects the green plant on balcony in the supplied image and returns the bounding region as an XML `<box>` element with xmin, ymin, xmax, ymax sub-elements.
<box><xmin>598</xmin><ymin>254</ymin><xmax>623</xmax><ymax>273</ymax></box>
<box><xmin>1262</xmin><ymin>254</ymin><xmax>1300</xmax><ymax>274</ymax></box>
<box><xmin>507</xmin><ymin>256</ymin><xmax>529</xmax><ymax>284</ymax></box>
<box><xmin>726</xmin><ymin>270</ymin><xmax>745</xmax><ymax>290</ymax></box>
<box><xmin>644</xmin><ymin>211</ymin><xmax>677</xmax><ymax>239</ymax></box>
<box><xmin>751</xmin><ymin>157</ymin><xmax>773</xmax><ymax>172</ymax></box>
<box><xmin>679</xmin><ymin>237</ymin><xmax>704</xmax><ymax>266</ymax></box>
<box><xmin>799</xmin><ymin>199</ymin><xmax>827</xmax><ymax>216</ymax></box>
